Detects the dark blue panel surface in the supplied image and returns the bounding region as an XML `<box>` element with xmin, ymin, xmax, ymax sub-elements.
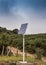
<box><xmin>18</xmin><ymin>23</ymin><xmax>28</xmax><ymax>34</ymax></box>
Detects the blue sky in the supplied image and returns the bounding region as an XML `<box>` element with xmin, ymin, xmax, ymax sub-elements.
<box><xmin>0</xmin><ymin>0</ymin><xmax>46</xmax><ymax>34</ymax></box>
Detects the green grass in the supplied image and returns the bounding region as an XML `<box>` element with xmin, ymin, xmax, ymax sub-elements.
<box><xmin>0</xmin><ymin>55</ymin><xmax>36</xmax><ymax>62</ymax></box>
<box><xmin>0</xmin><ymin>55</ymin><xmax>46</xmax><ymax>65</ymax></box>
<box><xmin>0</xmin><ymin>55</ymin><xmax>22</xmax><ymax>62</ymax></box>
<box><xmin>26</xmin><ymin>56</ymin><xmax>35</xmax><ymax>62</ymax></box>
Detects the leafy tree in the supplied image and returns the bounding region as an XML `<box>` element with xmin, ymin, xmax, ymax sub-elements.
<box><xmin>1</xmin><ymin>33</ymin><xmax>10</xmax><ymax>55</ymax></box>
<box><xmin>13</xmin><ymin>29</ymin><xmax>19</xmax><ymax>34</ymax></box>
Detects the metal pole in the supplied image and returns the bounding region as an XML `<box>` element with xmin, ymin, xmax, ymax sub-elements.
<box><xmin>23</xmin><ymin>35</ymin><xmax>25</xmax><ymax>62</ymax></box>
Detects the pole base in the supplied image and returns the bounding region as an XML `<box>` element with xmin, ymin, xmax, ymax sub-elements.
<box><xmin>19</xmin><ymin>61</ymin><xmax>27</xmax><ymax>64</ymax></box>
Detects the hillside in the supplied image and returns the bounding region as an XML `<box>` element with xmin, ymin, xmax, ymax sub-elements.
<box><xmin>0</xmin><ymin>27</ymin><xmax>46</xmax><ymax>57</ymax></box>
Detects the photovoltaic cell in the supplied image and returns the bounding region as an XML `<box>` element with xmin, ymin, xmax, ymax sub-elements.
<box><xmin>18</xmin><ymin>23</ymin><xmax>28</xmax><ymax>34</ymax></box>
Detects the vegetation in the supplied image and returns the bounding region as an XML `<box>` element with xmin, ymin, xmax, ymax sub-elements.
<box><xmin>0</xmin><ymin>56</ymin><xmax>46</xmax><ymax>65</ymax></box>
<box><xmin>25</xmin><ymin>34</ymin><xmax>46</xmax><ymax>56</ymax></box>
<box><xmin>0</xmin><ymin>27</ymin><xmax>46</xmax><ymax>57</ymax></box>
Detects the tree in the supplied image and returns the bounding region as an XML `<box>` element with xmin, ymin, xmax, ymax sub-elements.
<box><xmin>13</xmin><ymin>29</ymin><xmax>19</xmax><ymax>34</ymax></box>
<box><xmin>25</xmin><ymin>40</ymin><xmax>36</xmax><ymax>53</ymax></box>
<box><xmin>1</xmin><ymin>33</ymin><xmax>10</xmax><ymax>55</ymax></box>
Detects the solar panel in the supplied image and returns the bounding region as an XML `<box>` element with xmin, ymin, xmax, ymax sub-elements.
<box><xmin>18</xmin><ymin>23</ymin><xmax>28</xmax><ymax>34</ymax></box>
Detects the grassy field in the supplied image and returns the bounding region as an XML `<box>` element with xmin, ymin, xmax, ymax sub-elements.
<box><xmin>0</xmin><ymin>55</ymin><xmax>35</xmax><ymax>62</ymax></box>
<box><xmin>0</xmin><ymin>56</ymin><xmax>46</xmax><ymax>65</ymax></box>
<box><xmin>0</xmin><ymin>55</ymin><xmax>22</xmax><ymax>62</ymax></box>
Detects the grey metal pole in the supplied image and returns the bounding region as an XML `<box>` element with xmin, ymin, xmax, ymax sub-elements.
<box><xmin>23</xmin><ymin>35</ymin><xmax>25</xmax><ymax>62</ymax></box>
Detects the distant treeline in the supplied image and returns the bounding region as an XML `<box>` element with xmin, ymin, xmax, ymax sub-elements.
<box><xmin>0</xmin><ymin>27</ymin><xmax>46</xmax><ymax>56</ymax></box>
<box><xmin>0</xmin><ymin>27</ymin><xmax>18</xmax><ymax>34</ymax></box>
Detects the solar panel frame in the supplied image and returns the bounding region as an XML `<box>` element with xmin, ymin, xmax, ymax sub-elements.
<box><xmin>18</xmin><ymin>23</ymin><xmax>28</xmax><ymax>34</ymax></box>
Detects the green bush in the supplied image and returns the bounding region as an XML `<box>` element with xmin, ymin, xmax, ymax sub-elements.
<box><xmin>36</xmin><ymin>48</ymin><xmax>43</xmax><ymax>60</ymax></box>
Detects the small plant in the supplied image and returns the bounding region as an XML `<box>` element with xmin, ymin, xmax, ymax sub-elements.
<box><xmin>36</xmin><ymin>48</ymin><xmax>43</xmax><ymax>60</ymax></box>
